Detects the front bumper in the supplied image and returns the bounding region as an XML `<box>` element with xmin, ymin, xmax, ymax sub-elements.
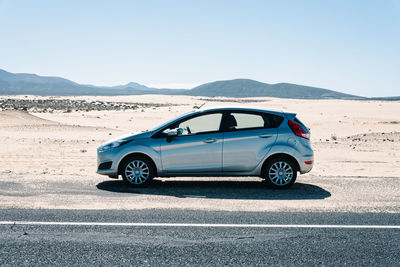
<box><xmin>96</xmin><ymin>169</ymin><xmax>118</xmax><ymax>176</ymax></box>
<box><xmin>97</xmin><ymin>150</ymin><xmax>119</xmax><ymax>176</ymax></box>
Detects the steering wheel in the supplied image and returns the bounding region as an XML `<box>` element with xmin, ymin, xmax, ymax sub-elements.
<box><xmin>186</xmin><ymin>126</ymin><xmax>191</xmax><ymax>134</ymax></box>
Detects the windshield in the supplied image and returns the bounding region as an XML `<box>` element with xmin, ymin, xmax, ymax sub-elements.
<box><xmin>149</xmin><ymin>110</ymin><xmax>198</xmax><ymax>132</ymax></box>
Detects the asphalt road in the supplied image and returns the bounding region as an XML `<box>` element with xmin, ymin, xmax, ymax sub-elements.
<box><xmin>2</xmin><ymin>175</ymin><xmax>400</xmax><ymax>213</ymax></box>
<box><xmin>1</xmin><ymin>209</ymin><xmax>399</xmax><ymax>266</ymax></box>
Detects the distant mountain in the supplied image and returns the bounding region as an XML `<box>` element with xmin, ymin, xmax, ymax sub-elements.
<box><xmin>0</xmin><ymin>68</ymin><xmax>397</xmax><ymax>100</ymax></box>
<box><xmin>0</xmin><ymin>69</ymin><xmax>157</xmax><ymax>95</ymax></box>
<box><xmin>109</xmin><ymin>82</ymin><xmax>153</xmax><ymax>90</ymax></box>
<box><xmin>0</xmin><ymin>69</ymin><xmax>77</xmax><ymax>85</ymax></box>
<box><xmin>185</xmin><ymin>79</ymin><xmax>364</xmax><ymax>99</ymax></box>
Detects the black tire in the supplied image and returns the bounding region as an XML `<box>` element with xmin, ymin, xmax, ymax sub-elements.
<box><xmin>120</xmin><ymin>156</ymin><xmax>155</xmax><ymax>187</ymax></box>
<box><xmin>263</xmin><ymin>157</ymin><xmax>297</xmax><ymax>189</ymax></box>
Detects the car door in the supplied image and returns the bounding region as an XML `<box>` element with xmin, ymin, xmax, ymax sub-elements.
<box><xmin>160</xmin><ymin>112</ymin><xmax>223</xmax><ymax>174</ymax></box>
<box><xmin>222</xmin><ymin>111</ymin><xmax>279</xmax><ymax>172</ymax></box>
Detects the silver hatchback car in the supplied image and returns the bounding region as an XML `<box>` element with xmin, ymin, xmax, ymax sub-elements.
<box><xmin>97</xmin><ymin>106</ymin><xmax>313</xmax><ymax>188</ymax></box>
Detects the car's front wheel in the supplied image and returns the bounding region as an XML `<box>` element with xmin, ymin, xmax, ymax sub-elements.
<box><xmin>264</xmin><ymin>157</ymin><xmax>297</xmax><ymax>189</ymax></box>
<box><xmin>121</xmin><ymin>156</ymin><xmax>155</xmax><ymax>187</ymax></box>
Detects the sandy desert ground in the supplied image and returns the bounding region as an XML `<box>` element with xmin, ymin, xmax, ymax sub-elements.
<box><xmin>0</xmin><ymin>95</ymin><xmax>399</xmax><ymax>212</ymax></box>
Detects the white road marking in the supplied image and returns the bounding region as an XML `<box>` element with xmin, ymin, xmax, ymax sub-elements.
<box><xmin>0</xmin><ymin>221</ymin><xmax>400</xmax><ymax>229</ymax></box>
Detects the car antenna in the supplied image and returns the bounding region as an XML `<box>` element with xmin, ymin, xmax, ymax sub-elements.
<box><xmin>197</xmin><ymin>102</ymin><xmax>207</xmax><ymax>109</ymax></box>
<box><xmin>195</xmin><ymin>95</ymin><xmax>216</xmax><ymax>109</ymax></box>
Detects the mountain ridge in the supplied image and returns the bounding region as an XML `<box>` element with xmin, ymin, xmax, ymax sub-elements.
<box><xmin>184</xmin><ymin>78</ymin><xmax>362</xmax><ymax>99</ymax></box>
<box><xmin>0</xmin><ymin>69</ymin><xmax>397</xmax><ymax>100</ymax></box>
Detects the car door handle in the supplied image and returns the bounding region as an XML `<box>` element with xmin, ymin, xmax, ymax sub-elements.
<box><xmin>203</xmin><ymin>138</ymin><xmax>217</xmax><ymax>143</ymax></box>
<box><xmin>259</xmin><ymin>134</ymin><xmax>273</xmax><ymax>138</ymax></box>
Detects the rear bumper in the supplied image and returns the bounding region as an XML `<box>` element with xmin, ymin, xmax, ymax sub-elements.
<box><xmin>298</xmin><ymin>155</ymin><xmax>314</xmax><ymax>174</ymax></box>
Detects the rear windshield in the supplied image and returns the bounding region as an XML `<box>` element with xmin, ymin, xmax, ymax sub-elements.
<box><xmin>294</xmin><ymin>117</ymin><xmax>309</xmax><ymax>131</ymax></box>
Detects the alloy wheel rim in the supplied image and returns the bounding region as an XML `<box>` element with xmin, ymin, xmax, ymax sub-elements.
<box><xmin>268</xmin><ymin>161</ymin><xmax>293</xmax><ymax>186</ymax></box>
<box><xmin>125</xmin><ymin>160</ymin><xmax>150</xmax><ymax>184</ymax></box>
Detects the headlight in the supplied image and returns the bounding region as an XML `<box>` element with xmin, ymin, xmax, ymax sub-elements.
<box><xmin>98</xmin><ymin>140</ymin><xmax>131</xmax><ymax>152</ymax></box>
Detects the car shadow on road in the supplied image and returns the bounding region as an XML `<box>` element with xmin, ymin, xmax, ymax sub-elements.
<box><xmin>96</xmin><ymin>179</ymin><xmax>331</xmax><ymax>200</ymax></box>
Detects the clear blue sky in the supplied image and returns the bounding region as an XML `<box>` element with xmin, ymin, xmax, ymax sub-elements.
<box><xmin>1</xmin><ymin>0</ymin><xmax>399</xmax><ymax>96</ymax></box>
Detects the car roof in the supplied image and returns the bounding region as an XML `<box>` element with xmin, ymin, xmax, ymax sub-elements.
<box><xmin>196</xmin><ymin>105</ymin><xmax>286</xmax><ymax>116</ymax></box>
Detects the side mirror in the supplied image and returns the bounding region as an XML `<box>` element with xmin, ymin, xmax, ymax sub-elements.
<box><xmin>165</xmin><ymin>128</ymin><xmax>183</xmax><ymax>137</ymax></box>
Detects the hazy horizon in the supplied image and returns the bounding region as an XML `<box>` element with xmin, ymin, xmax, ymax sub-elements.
<box><xmin>1</xmin><ymin>0</ymin><xmax>399</xmax><ymax>97</ymax></box>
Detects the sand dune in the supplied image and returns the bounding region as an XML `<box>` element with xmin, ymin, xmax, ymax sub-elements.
<box><xmin>0</xmin><ymin>110</ymin><xmax>57</xmax><ymax>126</ymax></box>
<box><xmin>0</xmin><ymin>109</ymin><xmax>121</xmax><ymax>182</ymax></box>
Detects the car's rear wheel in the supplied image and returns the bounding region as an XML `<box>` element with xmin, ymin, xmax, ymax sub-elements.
<box><xmin>264</xmin><ymin>157</ymin><xmax>297</xmax><ymax>189</ymax></box>
<box><xmin>121</xmin><ymin>156</ymin><xmax>155</xmax><ymax>187</ymax></box>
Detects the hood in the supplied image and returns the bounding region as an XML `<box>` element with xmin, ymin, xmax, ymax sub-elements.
<box><xmin>100</xmin><ymin>130</ymin><xmax>154</xmax><ymax>146</ymax></box>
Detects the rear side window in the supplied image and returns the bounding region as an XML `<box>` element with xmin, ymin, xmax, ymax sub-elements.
<box><xmin>265</xmin><ymin>114</ymin><xmax>284</xmax><ymax>128</ymax></box>
<box><xmin>231</xmin><ymin>113</ymin><xmax>264</xmax><ymax>130</ymax></box>
<box><xmin>227</xmin><ymin>112</ymin><xmax>283</xmax><ymax>131</ymax></box>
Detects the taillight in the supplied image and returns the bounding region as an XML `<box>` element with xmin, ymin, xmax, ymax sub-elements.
<box><xmin>288</xmin><ymin>120</ymin><xmax>310</xmax><ymax>140</ymax></box>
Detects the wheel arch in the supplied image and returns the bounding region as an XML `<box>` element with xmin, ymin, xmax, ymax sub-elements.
<box><xmin>118</xmin><ymin>152</ymin><xmax>158</xmax><ymax>176</ymax></box>
<box><xmin>261</xmin><ymin>153</ymin><xmax>300</xmax><ymax>176</ymax></box>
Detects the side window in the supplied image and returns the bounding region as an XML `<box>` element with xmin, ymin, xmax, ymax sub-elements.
<box><xmin>227</xmin><ymin>112</ymin><xmax>284</xmax><ymax>130</ymax></box>
<box><xmin>230</xmin><ymin>113</ymin><xmax>264</xmax><ymax>130</ymax></box>
<box><xmin>177</xmin><ymin>113</ymin><xmax>222</xmax><ymax>135</ymax></box>
<box><xmin>264</xmin><ymin>113</ymin><xmax>284</xmax><ymax>128</ymax></box>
